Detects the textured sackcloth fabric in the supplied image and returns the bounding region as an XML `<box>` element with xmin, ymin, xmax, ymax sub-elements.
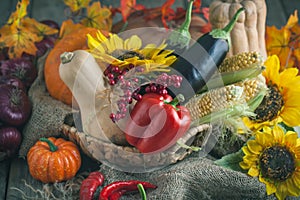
<box><xmin>18</xmin><ymin>53</ymin><xmax>73</xmax><ymax>157</ymax></box>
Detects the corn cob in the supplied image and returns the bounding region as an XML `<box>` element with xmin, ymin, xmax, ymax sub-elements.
<box><xmin>218</xmin><ymin>51</ymin><xmax>264</xmax><ymax>73</ymax></box>
<box><xmin>185</xmin><ymin>75</ymin><xmax>266</xmax><ymax>121</ymax></box>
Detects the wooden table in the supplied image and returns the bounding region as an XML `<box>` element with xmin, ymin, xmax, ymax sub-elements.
<box><xmin>0</xmin><ymin>0</ymin><xmax>299</xmax><ymax>199</ymax></box>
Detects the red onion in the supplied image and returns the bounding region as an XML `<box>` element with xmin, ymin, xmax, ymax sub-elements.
<box><xmin>0</xmin><ymin>84</ymin><xmax>31</xmax><ymax>126</ymax></box>
<box><xmin>40</xmin><ymin>19</ymin><xmax>60</xmax><ymax>31</ymax></box>
<box><xmin>0</xmin><ymin>57</ymin><xmax>37</xmax><ymax>88</ymax></box>
<box><xmin>35</xmin><ymin>37</ymin><xmax>55</xmax><ymax>57</ymax></box>
<box><xmin>0</xmin><ymin>75</ymin><xmax>26</xmax><ymax>91</ymax></box>
<box><xmin>0</xmin><ymin>126</ymin><xmax>22</xmax><ymax>158</ymax></box>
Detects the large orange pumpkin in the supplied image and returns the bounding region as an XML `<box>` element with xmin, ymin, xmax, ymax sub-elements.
<box><xmin>44</xmin><ymin>27</ymin><xmax>102</xmax><ymax>106</ymax></box>
<box><xmin>27</xmin><ymin>137</ymin><xmax>81</xmax><ymax>183</ymax></box>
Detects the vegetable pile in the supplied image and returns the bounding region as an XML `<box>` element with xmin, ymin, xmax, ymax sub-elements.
<box><xmin>0</xmin><ymin>0</ymin><xmax>60</xmax><ymax>160</ymax></box>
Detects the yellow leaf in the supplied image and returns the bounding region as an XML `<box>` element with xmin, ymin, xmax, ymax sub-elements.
<box><xmin>286</xmin><ymin>10</ymin><xmax>298</xmax><ymax>29</ymax></box>
<box><xmin>7</xmin><ymin>0</ymin><xmax>30</xmax><ymax>27</ymax></box>
<box><xmin>22</xmin><ymin>18</ymin><xmax>58</xmax><ymax>40</ymax></box>
<box><xmin>0</xmin><ymin>25</ymin><xmax>38</xmax><ymax>58</ymax></box>
<box><xmin>80</xmin><ymin>2</ymin><xmax>112</xmax><ymax>31</ymax></box>
<box><xmin>63</xmin><ymin>0</ymin><xmax>90</xmax><ymax>12</ymax></box>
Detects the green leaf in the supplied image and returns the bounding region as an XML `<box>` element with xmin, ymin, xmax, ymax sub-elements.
<box><xmin>214</xmin><ymin>150</ymin><xmax>246</xmax><ymax>172</ymax></box>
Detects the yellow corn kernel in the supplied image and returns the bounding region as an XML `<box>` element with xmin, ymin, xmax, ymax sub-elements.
<box><xmin>218</xmin><ymin>51</ymin><xmax>263</xmax><ymax>73</ymax></box>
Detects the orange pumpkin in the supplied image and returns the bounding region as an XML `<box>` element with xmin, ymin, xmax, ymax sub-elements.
<box><xmin>27</xmin><ymin>137</ymin><xmax>81</xmax><ymax>183</ymax></box>
<box><xmin>44</xmin><ymin>27</ymin><xmax>103</xmax><ymax>106</ymax></box>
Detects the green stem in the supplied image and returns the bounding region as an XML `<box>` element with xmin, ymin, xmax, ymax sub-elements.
<box><xmin>222</xmin><ymin>7</ymin><xmax>245</xmax><ymax>33</ymax></box>
<box><xmin>180</xmin><ymin>0</ymin><xmax>194</xmax><ymax>32</ymax></box>
<box><xmin>137</xmin><ymin>183</ymin><xmax>147</xmax><ymax>200</ymax></box>
<box><xmin>39</xmin><ymin>138</ymin><xmax>58</xmax><ymax>152</ymax></box>
<box><xmin>167</xmin><ymin>0</ymin><xmax>194</xmax><ymax>49</ymax></box>
<box><xmin>209</xmin><ymin>7</ymin><xmax>245</xmax><ymax>47</ymax></box>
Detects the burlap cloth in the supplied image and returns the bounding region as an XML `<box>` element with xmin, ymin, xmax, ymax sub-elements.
<box><xmin>18</xmin><ymin>54</ymin><xmax>298</xmax><ymax>200</ymax></box>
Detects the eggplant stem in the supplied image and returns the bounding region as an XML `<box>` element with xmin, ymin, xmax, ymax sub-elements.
<box><xmin>209</xmin><ymin>7</ymin><xmax>245</xmax><ymax>47</ymax></box>
<box><xmin>39</xmin><ymin>138</ymin><xmax>58</xmax><ymax>152</ymax></box>
<box><xmin>222</xmin><ymin>7</ymin><xmax>245</xmax><ymax>33</ymax></box>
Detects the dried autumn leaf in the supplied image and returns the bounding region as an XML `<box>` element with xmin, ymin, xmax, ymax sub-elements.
<box><xmin>266</xmin><ymin>26</ymin><xmax>293</xmax><ymax>69</ymax></box>
<box><xmin>119</xmin><ymin>0</ymin><xmax>145</xmax><ymax>22</ymax></box>
<box><xmin>266</xmin><ymin>10</ymin><xmax>300</xmax><ymax>70</ymax></box>
<box><xmin>23</xmin><ymin>18</ymin><xmax>58</xmax><ymax>40</ymax></box>
<box><xmin>59</xmin><ymin>19</ymin><xmax>86</xmax><ymax>39</ymax></box>
<box><xmin>7</xmin><ymin>0</ymin><xmax>29</xmax><ymax>26</ymax></box>
<box><xmin>286</xmin><ymin>10</ymin><xmax>298</xmax><ymax>29</ymax></box>
<box><xmin>80</xmin><ymin>1</ymin><xmax>112</xmax><ymax>31</ymax></box>
<box><xmin>161</xmin><ymin>0</ymin><xmax>176</xmax><ymax>28</ymax></box>
<box><xmin>63</xmin><ymin>0</ymin><xmax>90</xmax><ymax>13</ymax></box>
<box><xmin>0</xmin><ymin>25</ymin><xmax>38</xmax><ymax>58</ymax></box>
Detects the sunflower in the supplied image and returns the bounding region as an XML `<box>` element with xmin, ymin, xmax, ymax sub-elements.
<box><xmin>240</xmin><ymin>124</ymin><xmax>300</xmax><ymax>200</ymax></box>
<box><xmin>243</xmin><ymin>55</ymin><xmax>300</xmax><ymax>131</ymax></box>
<box><xmin>87</xmin><ymin>30</ymin><xmax>177</xmax><ymax>73</ymax></box>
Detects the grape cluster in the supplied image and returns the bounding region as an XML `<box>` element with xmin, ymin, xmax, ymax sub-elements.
<box><xmin>104</xmin><ymin>64</ymin><xmax>132</xmax><ymax>85</ymax></box>
<box><xmin>109</xmin><ymin>71</ymin><xmax>183</xmax><ymax>122</ymax></box>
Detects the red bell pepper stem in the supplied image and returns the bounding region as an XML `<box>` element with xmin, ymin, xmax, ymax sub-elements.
<box><xmin>164</xmin><ymin>94</ymin><xmax>185</xmax><ymax>109</ymax></box>
<box><xmin>99</xmin><ymin>180</ymin><xmax>157</xmax><ymax>200</ymax></box>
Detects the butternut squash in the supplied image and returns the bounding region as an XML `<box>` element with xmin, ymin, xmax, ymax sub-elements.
<box><xmin>59</xmin><ymin>50</ymin><xmax>127</xmax><ymax>145</ymax></box>
<box><xmin>209</xmin><ymin>0</ymin><xmax>267</xmax><ymax>59</ymax></box>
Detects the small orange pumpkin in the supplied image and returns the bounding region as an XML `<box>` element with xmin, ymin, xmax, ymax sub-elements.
<box><xmin>27</xmin><ymin>137</ymin><xmax>81</xmax><ymax>183</ymax></box>
<box><xmin>44</xmin><ymin>27</ymin><xmax>104</xmax><ymax>106</ymax></box>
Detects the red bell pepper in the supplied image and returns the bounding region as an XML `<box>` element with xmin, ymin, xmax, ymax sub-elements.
<box><xmin>125</xmin><ymin>93</ymin><xmax>191</xmax><ymax>153</ymax></box>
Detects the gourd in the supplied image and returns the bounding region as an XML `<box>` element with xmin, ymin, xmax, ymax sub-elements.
<box><xmin>209</xmin><ymin>0</ymin><xmax>267</xmax><ymax>59</ymax></box>
<box><xmin>27</xmin><ymin>137</ymin><xmax>81</xmax><ymax>183</ymax></box>
<box><xmin>59</xmin><ymin>50</ymin><xmax>127</xmax><ymax>145</ymax></box>
<box><xmin>44</xmin><ymin>27</ymin><xmax>100</xmax><ymax>106</ymax></box>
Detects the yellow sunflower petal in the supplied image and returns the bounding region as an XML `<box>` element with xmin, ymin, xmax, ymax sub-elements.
<box><xmin>280</xmin><ymin>107</ymin><xmax>300</xmax><ymax>127</ymax></box>
<box><xmin>263</xmin><ymin>55</ymin><xmax>280</xmax><ymax>85</ymax></box>
<box><xmin>287</xmin><ymin>178</ymin><xmax>300</xmax><ymax>196</ymax></box>
<box><xmin>293</xmin><ymin>171</ymin><xmax>300</xmax><ymax>187</ymax></box>
<box><xmin>239</xmin><ymin>161</ymin><xmax>251</xmax><ymax>169</ymax></box>
<box><xmin>275</xmin><ymin>182</ymin><xmax>288</xmax><ymax>200</ymax></box>
<box><xmin>247</xmin><ymin>140</ymin><xmax>263</xmax><ymax>154</ymax></box>
<box><xmin>259</xmin><ymin>175</ymin><xmax>277</xmax><ymax>195</ymax></box>
<box><xmin>87</xmin><ymin>34</ymin><xmax>102</xmax><ymax>51</ymax></box>
<box><xmin>255</xmin><ymin>132</ymin><xmax>274</xmax><ymax>147</ymax></box>
<box><xmin>248</xmin><ymin>166</ymin><xmax>259</xmax><ymax>177</ymax></box>
<box><xmin>279</xmin><ymin>68</ymin><xmax>299</xmax><ymax>85</ymax></box>
<box><xmin>96</xmin><ymin>31</ymin><xmax>108</xmax><ymax>42</ymax></box>
<box><xmin>244</xmin><ymin>154</ymin><xmax>259</xmax><ymax>163</ymax></box>
<box><xmin>109</xmin><ymin>34</ymin><xmax>124</xmax><ymax>50</ymax></box>
<box><xmin>124</xmin><ymin>35</ymin><xmax>142</xmax><ymax>50</ymax></box>
<box><xmin>273</xmin><ymin>125</ymin><xmax>285</xmax><ymax>143</ymax></box>
<box><xmin>284</xmin><ymin>131</ymin><xmax>298</xmax><ymax>148</ymax></box>
<box><xmin>140</xmin><ymin>44</ymin><xmax>157</xmax><ymax>57</ymax></box>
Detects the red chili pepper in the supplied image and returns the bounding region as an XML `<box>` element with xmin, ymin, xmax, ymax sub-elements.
<box><xmin>80</xmin><ymin>171</ymin><xmax>105</xmax><ymax>200</ymax></box>
<box><xmin>99</xmin><ymin>180</ymin><xmax>157</xmax><ymax>200</ymax></box>
<box><xmin>125</xmin><ymin>93</ymin><xmax>191</xmax><ymax>153</ymax></box>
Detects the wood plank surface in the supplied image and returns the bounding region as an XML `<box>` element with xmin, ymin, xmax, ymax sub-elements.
<box><xmin>0</xmin><ymin>159</ymin><xmax>10</xmax><ymax>200</ymax></box>
<box><xmin>6</xmin><ymin>158</ymin><xmax>43</xmax><ymax>200</ymax></box>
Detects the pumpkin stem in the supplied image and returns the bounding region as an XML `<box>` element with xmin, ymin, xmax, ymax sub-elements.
<box><xmin>60</xmin><ymin>52</ymin><xmax>75</xmax><ymax>64</ymax></box>
<box><xmin>166</xmin><ymin>0</ymin><xmax>194</xmax><ymax>52</ymax></box>
<box><xmin>209</xmin><ymin>7</ymin><xmax>245</xmax><ymax>48</ymax></box>
<box><xmin>40</xmin><ymin>138</ymin><xmax>58</xmax><ymax>152</ymax></box>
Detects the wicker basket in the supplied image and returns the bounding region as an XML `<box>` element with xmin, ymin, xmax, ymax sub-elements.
<box><xmin>61</xmin><ymin>122</ymin><xmax>211</xmax><ymax>172</ymax></box>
